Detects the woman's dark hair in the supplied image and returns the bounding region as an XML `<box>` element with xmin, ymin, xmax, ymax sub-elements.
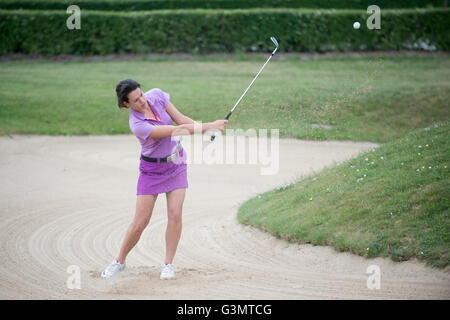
<box><xmin>116</xmin><ymin>79</ymin><xmax>141</xmax><ymax>109</ymax></box>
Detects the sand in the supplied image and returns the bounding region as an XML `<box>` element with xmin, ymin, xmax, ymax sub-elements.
<box><xmin>0</xmin><ymin>134</ymin><xmax>448</xmax><ymax>299</ymax></box>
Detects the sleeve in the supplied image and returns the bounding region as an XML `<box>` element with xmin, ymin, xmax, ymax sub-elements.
<box><xmin>155</xmin><ymin>88</ymin><xmax>170</xmax><ymax>109</ymax></box>
<box><xmin>130</xmin><ymin>120</ymin><xmax>154</xmax><ymax>140</ymax></box>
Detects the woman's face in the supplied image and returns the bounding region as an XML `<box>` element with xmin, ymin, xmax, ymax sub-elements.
<box><xmin>124</xmin><ymin>87</ymin><xmax>147</xmax><ymax>111</ymax></box>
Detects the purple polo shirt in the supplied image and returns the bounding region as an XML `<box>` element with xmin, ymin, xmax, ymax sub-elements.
<box><xmin>129</xmin><ymin>88</ymin><xmax>180</xmax><ymax>158</ymax></box>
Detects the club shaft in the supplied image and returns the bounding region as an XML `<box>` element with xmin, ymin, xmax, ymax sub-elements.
<box><xmin>210</xmin><ymin>45</ymin><xmax>278</xmax><ymax>142</ymax></box>
<box><xmin>230</xmin><ymin>48</ymin><xmax>277</xmax><ymax>113</ymax></box>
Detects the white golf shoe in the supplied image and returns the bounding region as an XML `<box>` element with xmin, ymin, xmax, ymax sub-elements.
<box><xmin>160</xmin><ymin>264</ymin><xmax>175</xmax><ymax>280</ymax></box>
<box><xmin>101</xmin><ymin>260</ymin><xmax>126</xmax><ymax>278</ymax></box>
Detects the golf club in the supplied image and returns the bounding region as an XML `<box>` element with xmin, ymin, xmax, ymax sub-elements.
<box><xmin>210</xmin><ymin>36</ymin><xmax>279</xmax><ymax>141</ymax></box>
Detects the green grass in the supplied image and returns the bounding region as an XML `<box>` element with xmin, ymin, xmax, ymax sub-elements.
<box><xmin>0</xmin><ymin>54</ymin><xmax>449</xmax><ymax>267</ymax></box>
<box><xmin>0</xmin><ymin>55</ymin><xmax>449</xmax><ymax>141</ymax></box>
<box><xmin>238</xmin><ymin>121</ymin><xmax>450</xmax><ymax>268</ymax></box>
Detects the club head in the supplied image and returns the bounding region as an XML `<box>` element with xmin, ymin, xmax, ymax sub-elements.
<box><xmin>270</xmin><ymin>37</ymin><xmax>279</xmax><ymax>48</ymax></box>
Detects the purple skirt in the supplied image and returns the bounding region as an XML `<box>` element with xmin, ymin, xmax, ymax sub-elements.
<box><xmin>137</xmin><ymin>148</ymin><xmax>188</xmax><ymax>195</ymax></box>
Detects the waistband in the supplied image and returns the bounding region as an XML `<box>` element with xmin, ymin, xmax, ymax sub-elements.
<box><xmin>141</xmin><ymin>142</ymin><xmax>181</xmax><ymax>163</ymax></box>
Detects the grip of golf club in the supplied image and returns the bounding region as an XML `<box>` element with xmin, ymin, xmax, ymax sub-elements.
<box><xmin>210</xmin><ymin>111</ymin><xmax>233</xmax><ymax>141</ymax></box>
<box><xmin>225</xmin><ymin>111</ymin><xmax>233</xmax><ymax>120</ymax></box>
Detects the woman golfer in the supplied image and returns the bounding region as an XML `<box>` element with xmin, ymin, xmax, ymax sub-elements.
<box><xmin>101</xmin><ymin>79</ymin><xmax>227</xmax><ymax>279</ymax></box>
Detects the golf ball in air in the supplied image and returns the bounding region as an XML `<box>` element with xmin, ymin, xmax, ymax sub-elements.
<box><xmin>353</xmin><ymin>22</ymin><xmax>361</xmax><ymax>29</ymax></box>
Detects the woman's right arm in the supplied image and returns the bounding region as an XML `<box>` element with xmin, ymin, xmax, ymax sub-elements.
<box><xmin>148</xmin><ymin>120</ymin><xmax>228</xmax><ymax>139</ymax></box>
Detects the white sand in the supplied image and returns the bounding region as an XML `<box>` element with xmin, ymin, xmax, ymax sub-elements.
<box><xmin>0</xmin><ymin>134</ymin><xmax>448</xmax><ymax>299</ymax></box>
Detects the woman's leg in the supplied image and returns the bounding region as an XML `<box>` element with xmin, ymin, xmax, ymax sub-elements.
<box><xmin>117</xmin><ymin>194</ymin><xmax>158</xmax><ymax>263</ymax></box>
<box><xmin>164</xmin><ymin>188</ymin><xmax>186</xmax><ymax>264</ymax></box>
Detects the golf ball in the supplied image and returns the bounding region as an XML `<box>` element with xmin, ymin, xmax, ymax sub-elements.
<box><xmin>353</xmin><ymin>22</ymin><xmax>361</xmax><ymax>29</ymax></box>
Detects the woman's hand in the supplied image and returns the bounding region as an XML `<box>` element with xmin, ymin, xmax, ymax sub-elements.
<box><xmin>211</xmin><ymin>120</ymin><xmax>228</xmax><ymax>133</ymax></box>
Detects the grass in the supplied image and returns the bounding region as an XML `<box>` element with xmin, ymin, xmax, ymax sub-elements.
<box><xmin>0</xmin><ymin>55</ymin><xmax>449</xmax><ymax>142</ymax></box>
<box><xmin>0</xmin><ymin>54</ymin><xmax>449</xmax><ymax>267</ymax></box>
<box><xmin>238</xmin><ymin>121</ymin><xmax>450</xmax><ymax>268</ymax></box>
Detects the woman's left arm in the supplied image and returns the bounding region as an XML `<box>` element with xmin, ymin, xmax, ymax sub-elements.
<box><xmin>166</xmin><ymin>102</ymin><xmax>199</xmax><ymax>125</ymax></box>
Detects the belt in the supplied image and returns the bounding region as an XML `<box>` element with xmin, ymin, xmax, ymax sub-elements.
<box><xmin>141</xmin><ymin>142</ymin><xmax>181</xmax><ymax>163</ymax></box>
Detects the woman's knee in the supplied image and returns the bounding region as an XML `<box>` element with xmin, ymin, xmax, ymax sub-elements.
<box><xmin>167</xmin><ymin>209</ymin><xmax>182</xmax><ymax>225</ymax></box>
<box><xmin>131</xmin><ymin>218</ymin><xmax>149</xmax><ymax>234</ymax></box>
<box><xmin>132</xmin><ymin>195</ymin><xmax>157</xmax><ymax>233</ymax></box>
